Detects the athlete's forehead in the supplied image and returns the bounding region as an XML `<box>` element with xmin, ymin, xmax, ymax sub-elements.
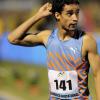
<box><xmin>62</xmin><ymin>4</ymin><xmax>80</xmax><ymax>12</ymax></box>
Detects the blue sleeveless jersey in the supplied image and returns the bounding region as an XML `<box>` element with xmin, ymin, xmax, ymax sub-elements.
<box><xmin>46</xmin><ymin>29</ymin><xmax>90</xmax><ymax>100</ymax></box>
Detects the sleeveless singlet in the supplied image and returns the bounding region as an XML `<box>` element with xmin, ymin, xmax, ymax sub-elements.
<box><xmin>46</xmin><ymin>28</ymin><xmax>90</xmax><ymax>100</ymax></box>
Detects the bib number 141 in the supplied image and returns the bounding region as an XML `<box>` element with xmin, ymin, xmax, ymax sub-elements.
<box><xmin>48</xmin><ymin>70</ymin><xmax>78</xmax><ymax>94</ymax></box>
<box><xmin>54</xmin><ymin>80</ymin><xmax>72</xmax><ymax>91</ymax></box>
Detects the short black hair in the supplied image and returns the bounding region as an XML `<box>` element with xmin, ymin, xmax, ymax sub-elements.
<box><xmin>49</xmin><ymin>0</ymin><xmax>80</xmax><ymax>14</ymax></box>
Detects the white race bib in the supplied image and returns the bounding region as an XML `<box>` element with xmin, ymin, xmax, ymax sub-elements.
<box><xmin>48</xmin><ymin>70</ymin><xmax>79</xmax><ymax>99</ymax></box>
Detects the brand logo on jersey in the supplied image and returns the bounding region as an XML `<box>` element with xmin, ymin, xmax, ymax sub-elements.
<box><xmin>70</xmin><ymin>47</ymin><xmax>78</xmax><ymax>54</ymax></box>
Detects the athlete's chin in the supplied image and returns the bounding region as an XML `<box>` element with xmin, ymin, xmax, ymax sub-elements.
<box><xmin>63</xmin><ymin>26</ymin><xmax>77</xmax><ymax>32</ymax></box>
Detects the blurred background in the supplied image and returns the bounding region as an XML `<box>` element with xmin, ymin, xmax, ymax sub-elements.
<box><xmin>0</xmin><ymin>0</ymin><xmax>100</xmax><ymax>100</ymax></box>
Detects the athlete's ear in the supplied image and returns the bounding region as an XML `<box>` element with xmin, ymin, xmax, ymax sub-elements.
<box><xmin>55</xmin><ymin>12</ymin><xmax>60</xmax><ymax>21</ymax></box>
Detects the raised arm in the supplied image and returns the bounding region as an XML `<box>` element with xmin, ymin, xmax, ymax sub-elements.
<box><xmin>8</xmin><ymin>3</ymin><xmax>52</xmax><ymax>46</ymax></box>
<box><xmin>84</xmin><ymin>35</ymin><xmax>100</xmax><ymax>100</ymax></box>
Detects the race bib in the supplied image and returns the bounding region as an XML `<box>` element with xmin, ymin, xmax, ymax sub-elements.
<box><xmin>48</xmin><ymin>70</ymin><xmax>79</xmax><ymax>99</ymax></box>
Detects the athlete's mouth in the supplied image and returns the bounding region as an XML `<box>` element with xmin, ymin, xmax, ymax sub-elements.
<box><xmin>69</xmin><ymin>23</ymin><xmax>77</xmax><ymax>27</ymax></box>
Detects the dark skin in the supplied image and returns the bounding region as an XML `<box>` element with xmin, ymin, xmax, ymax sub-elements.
<box><xmin>8</xmin><ymin>3</ymin><xmax>100</xmax><ymax>100</ymax></box>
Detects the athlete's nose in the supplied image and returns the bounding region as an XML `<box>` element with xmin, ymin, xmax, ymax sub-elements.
<box><xmin>72</xmin><ymin>14</ymin><xmax>78</xmax><ymax>22</ymax></box>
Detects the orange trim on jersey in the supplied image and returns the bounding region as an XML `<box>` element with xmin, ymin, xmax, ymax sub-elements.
<box><xmin>62</xmin><ymin>53</ymin><xmax>75</xmax><ymax>70</ymax></box>
<box><xmin>82</xmin><ymin>96</ymin><xmax>89</xmax><ymax>100</ymax></box>
<box><xmin>68</xmin><ymin>54</ymin><xmax>81</xmax><ymax>64</ymax></box>
<box><xmin>79</xmin><ymin>76</ymin><xmax>87</xmax><ymax>84</ymax></box>
<box><xmin>80</xmin><ymin>85</ymin><xmax>87</xmax><ymax>89</ymax></box>
<box><xmin>48</xmin><ymin>62</ymin><xmax>53</xmax><ymax>69</ymax></box>
<box><xmin>49</xmin><ymin>60</ymin><xmax>58</xmax><ymax>70</ymax></box>
<box><xmin>68</xmin><ymin>54</ymin><xmax>74</xmax><ymax>60</ymax></box>
<box><xmin>77</xmin><ymin>71</ymin><xmax>87</xmax><ymax>80</ymax></box>
<box><xmin>49</xmin><ymin>52</ymin><xmax>65</xmax><ymax>71</ymax></box>
<box><xmin>76</xmin><ymin>63</ymin><xmax>89</xmax><ymax>72</ymax></box>
<box><xmin>79</xmin><ymin>89</ymin><xmax>86</xmax><ymax>97</ymax></box>
<box><xmin>74</xmin><ymin>57</ymin><xmax>81</xmax><ymax>63</ymax></box>
<box><xmin>76</xmin><ymin>62</ymin><xmax>84</xmax><ymax>69</ymax></box>
<box><xmin>55</xmin><ymin>52</ymin><xmax>70</xmax><ymax>71</ymax></box>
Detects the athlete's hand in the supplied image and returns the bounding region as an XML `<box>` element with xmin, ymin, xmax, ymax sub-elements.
<box><xmin>36</xmin><ymin>3</ymin><xmax>52</xmax><ymax>18</ymax></box>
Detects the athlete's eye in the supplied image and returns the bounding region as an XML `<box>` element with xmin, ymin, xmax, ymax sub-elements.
<box><xmin>76</xmin><ymin>10</ymin><xmax>80</xmax><ymax>15</ymax></box>
<box><xmin>67</xmin><ymin>12</ymin><xmax>73</xmax><ymax>16</ymax></box>
<box><xmin>76</xmin><ymin>11</ymin><xmax>80</xmax><ymax>15</ymax></box>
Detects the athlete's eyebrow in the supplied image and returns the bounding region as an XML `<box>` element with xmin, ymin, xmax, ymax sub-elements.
<box><xmin>67</xmin><ymin>10</ymin><xmax>73</xmax><ymax>12</ymax></box>
<box><xmin>66</xmin><ymin>9</ymin><xmax>80</xmax><ymax>13</ymax></box>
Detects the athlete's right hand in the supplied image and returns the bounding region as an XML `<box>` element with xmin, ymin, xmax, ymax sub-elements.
<box><xmin>36</xmin><ymin>3</ymin><xmax>52</xmax><ymax>18</ymax></box>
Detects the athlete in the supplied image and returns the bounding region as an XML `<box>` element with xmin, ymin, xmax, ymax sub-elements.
<box><xmin>8</xmin><ymin>0</ymin><xmax>100</xmax><ymax>100</ymax></box>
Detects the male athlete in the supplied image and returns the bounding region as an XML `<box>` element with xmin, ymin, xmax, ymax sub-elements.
<box><xmin>8</xmin><ymin>0</ymin><xmax>100</xmax><ymax>100</ymax></box>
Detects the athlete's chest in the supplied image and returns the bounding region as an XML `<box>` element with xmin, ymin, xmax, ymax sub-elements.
<box><xmin>47</xmin><ymin>38</ymin><xmax>83</xmax><ymax>63</ymax></box>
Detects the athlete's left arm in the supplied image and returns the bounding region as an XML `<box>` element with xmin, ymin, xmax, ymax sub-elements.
<box><xmin>85</xmin><ymin>35</ymin><xmax>100</xmax><ymax>100</ymax></box>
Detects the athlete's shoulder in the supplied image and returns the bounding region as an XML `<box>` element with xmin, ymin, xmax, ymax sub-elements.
<box><xmin>38</xmin><ymin>29</ymin><xmax>52</xmax><ymax>46</ymax></box>
<box><xmin>83</xmin><ymin>32</ymin><xmax>96</xmax><ymax>43</ymax></box>
<box><xmin>83</xmin><ymin>32</ymin><xmax>97</xmax><ymax>52</ymax></box>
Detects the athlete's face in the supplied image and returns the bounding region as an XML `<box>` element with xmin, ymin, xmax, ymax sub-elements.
<box><xmin>56</xmin><ymin>4</ymin><xmax>80</xmax><ymax>31</ymax></box>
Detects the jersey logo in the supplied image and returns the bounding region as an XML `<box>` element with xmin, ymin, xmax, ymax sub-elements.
<box><xmin>70</xmin><ymin>47</ymin><xmax>78</xmax><ymax>54</ymax></box>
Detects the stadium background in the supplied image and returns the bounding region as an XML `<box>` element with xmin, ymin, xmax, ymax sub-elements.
<box><xmin>0</xmin><ymin>0</ymin><xmax>100</xmax><ymax>100</ymax></box>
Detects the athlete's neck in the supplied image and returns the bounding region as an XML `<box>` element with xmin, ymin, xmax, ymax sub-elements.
<box><xmin>57</xmin><ymin>27</ymin><xmax>75</xmax><ymax>41</ymax></box>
